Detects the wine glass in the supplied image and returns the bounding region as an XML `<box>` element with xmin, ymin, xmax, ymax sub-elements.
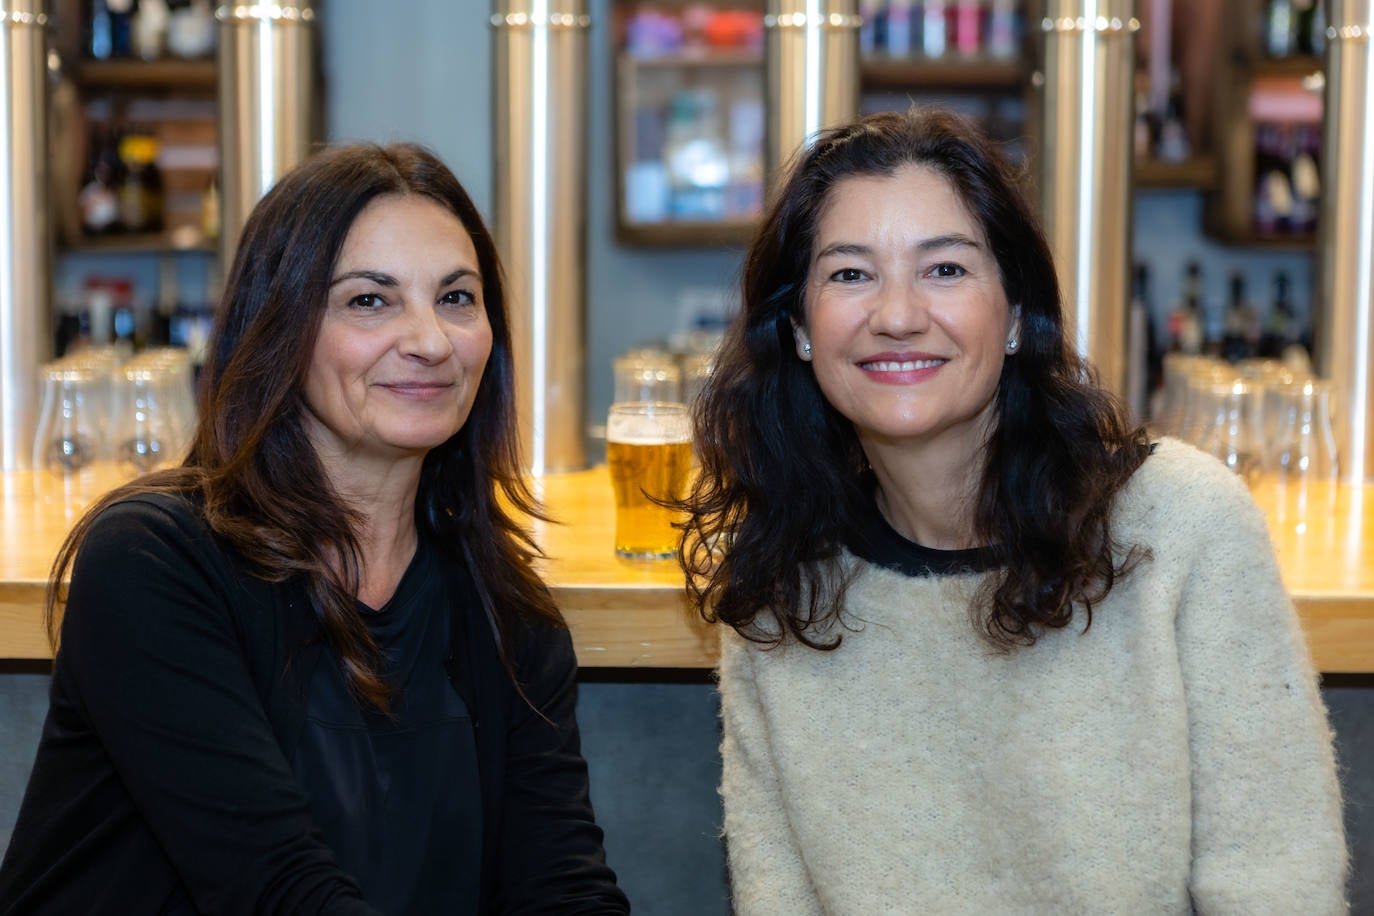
<box><xmin>1195</xmin><ymin>377</ymin><xmax>1267</xmax><ymax>485</ymax></box>
<box><xmin>112</xmin><ymin>364</ymin><xmax>176</xmax><ymax>476</ymax></box>
<box><xmin>1273</xmin><ymin>378</ymin><xmax>1339</xmax><ymax>483</ymax></box>
<box><xmin>33</xmin><ymin>364</ymin><xmax>105</xmax><ymax>475</ymax></box>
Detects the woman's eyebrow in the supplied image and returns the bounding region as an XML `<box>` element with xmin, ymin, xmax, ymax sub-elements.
<box><xmin>330</xmin><ymin>269</ymin><xmax>397</xmax><ymax>287</ymax></box>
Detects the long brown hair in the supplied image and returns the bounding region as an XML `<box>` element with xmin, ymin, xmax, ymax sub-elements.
<box><xmin>680</xmin><ymin>108</ymin><xmax>1151</xmax><ymax>650</ymax></box>
<box><xmin>47</xmin><ymin>143</ymin><xmax>558</xmax><ymax>709</ymax></box>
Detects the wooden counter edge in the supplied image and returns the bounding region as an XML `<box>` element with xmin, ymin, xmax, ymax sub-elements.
<box><xmin>3</xmin><ymin>579</ymin><xmax>1371</xmax><ymax>673</ymax></box>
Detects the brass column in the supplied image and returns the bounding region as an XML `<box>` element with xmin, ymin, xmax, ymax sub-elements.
<box><xmin>764</xmin><ymin>0</ymin><xmax>860</xmax><ymax>176</ymax></box>
<box><xmin>1038</xmin><ymin>3</ymin><xmax>1138</xmax><ymax>396</ymax></box>
<box><xmin>491</xmin><ymin>0</ymin><xmax>589</xmax><ymax>473</ymax></box>
<box><xmin>1317</xmin><ymin>0</ymin><xmax>1374</xmax><ymax>482</ymax></box>
<box><xmin>216</xmin><ymin>2</ymin><xmax>316</xmax><ymax>268</ymax></box>
<box><xmin>0</xmin><ymin>0</ymin><xmax>49</xmax><ymax>470</ymax></box>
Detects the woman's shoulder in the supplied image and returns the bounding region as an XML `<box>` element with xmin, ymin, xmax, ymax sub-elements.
<box><xmin>76</xmin><ymin>488</ymin><xmax>266</xmax><ymax>598</ymax></box>
<box><xmin>78</xmin><ymin>488</ymin><xmax>209</xmax><ymax>556</ymax></box>
<box><xmin>1115</xmin><ymin>436</ymin><xmax>1265</xmax><ymax>537</ymax></box>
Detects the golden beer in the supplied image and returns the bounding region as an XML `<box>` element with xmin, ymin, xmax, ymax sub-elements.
<box><xmin>607</xmin><ymin>403</ymin><xmax>692</xmax><ymax>560</ymax></box>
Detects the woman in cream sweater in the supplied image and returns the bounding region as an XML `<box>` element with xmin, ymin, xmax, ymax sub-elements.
<box><xmin>679</xmin><ymin>108</ymin><xmax>1347</xmax><ymax>914</ymax></box>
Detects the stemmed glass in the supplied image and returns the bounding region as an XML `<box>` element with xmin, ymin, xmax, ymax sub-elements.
<box><xmin>1195</xmin><ymin>377</ymin><xmax>1267</xmax><ymax>486</ymax></box>
<box><xmin>33</xmin><ymin>364</ymin><xmax>105</xmax><ymax>475</ymax></box>
<box><xmin>1272</xmin><ymin>378</ymin><xmax>1339</xmax><ymax>483</ymax></box>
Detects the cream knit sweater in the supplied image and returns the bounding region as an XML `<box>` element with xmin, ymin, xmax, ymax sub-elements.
<box><xmin>719</xmin><ymin>438</ymin><xmax>1347</xmax><ymax>915</ymax></box>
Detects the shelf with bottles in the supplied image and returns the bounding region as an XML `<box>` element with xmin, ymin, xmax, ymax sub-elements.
<box><xmin>61</xmin><ymin>99</ymin><xmax>221</xmax><ymax>257</ymax></box>
<box><xmin>49</xmin><ymin>0</ymin><xmax>222</xmax><ymax>259</ymax></box>
<box><xmin>857</xmin><ymin>0</ymin><xmax>1023</xmax><ymax>73</ymax></box>
<box><xmin>613</xmin><ymin>2</ymin><xmax>766</xmax><ymax>246</ymax></box>
<box><xmin>1204</xmin><ymin>0</ymin><xmax>1324</xmax><ymax>248</ymax></box>
<box><xmin>74</xmin><ymin>0</ymin><xmax>219</xmax><ymax>68</ymax></box>
<box><xmin>857</xmin><ymin>1</ymin><xmax>1030</xmax><ymax>167</ymax></box>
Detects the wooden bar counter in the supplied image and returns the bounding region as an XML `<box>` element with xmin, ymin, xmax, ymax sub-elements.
<box><xmin>2</xmin><ymin>466</ymin><xmax>1373</xmax><ymax>673</ymax></box>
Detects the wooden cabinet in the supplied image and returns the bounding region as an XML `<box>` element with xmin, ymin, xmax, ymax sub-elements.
<box><xmin>49</xmin><ymin>0</ymin><xmax>220</xmax><ymax>256</ymax></box>
<box><xmin>1203</xmin><ymin>0</ymin><xmax>1324</xmax><ymax>247</ymax></box>
<box><xmin>612</xmin><ymin>3</ymin><xmax>766</xmax><ymax>246</ymax></box>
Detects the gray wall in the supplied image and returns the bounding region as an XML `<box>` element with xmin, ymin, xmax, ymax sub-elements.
<box><xmin>3</xmin><ymin>3</ymin><xmax>1368</xmax><ymax>914</ymax></box>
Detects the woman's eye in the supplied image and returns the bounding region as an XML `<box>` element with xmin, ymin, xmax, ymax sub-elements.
<box><xmin>440</xmin><ymin>288</ymin><xmax>477</xmax><ymax>307</ymax></box>
<box><xmin>348</xmin><ymin>293</ymin><xmax>386</xmax><ymax>309</ymax></box>
<box><xmin>829</xmin><ymin>267</ymin><xmax>867</xmax><ymax>283</ymax></box>
<box><xmin>930</xmin><ymin>262</ymin><xmax>967</xmax><ymax>279</ymax></box>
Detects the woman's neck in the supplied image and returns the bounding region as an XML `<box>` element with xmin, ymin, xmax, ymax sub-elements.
<box><xmin>864</xmin><ymin>440</ymin><xmax>986</xmax><ymax>550</ymax></box>
<box><xmin>321</xmin><ymin>452</ymin><xmax>425</xmax><ymax>608</ymax></box>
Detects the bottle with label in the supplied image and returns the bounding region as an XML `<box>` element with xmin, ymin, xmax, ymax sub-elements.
<box><xmin>118</xmin><ymin>132</ymin><xmax>164</xmax><ymax>233</ymax></box>
<box><xmin>1126</xmin><ymin>263</ymin><xmax>1157</xmax><ymax>422</ymax></box>
<box><xmin>1265</xmin><ymin>0</ymin><xmax>1295</xmax><ymax>58</ymax></box>
<box><xmin>922</xmin><ymin>0</ymin><xmax>948</xmax><ymax>58</ymax></box>
<box><xmin>1260</xmin><ymin>271</ymin><xmax>1300</xmax><ymax>358</ymax></box>
<box><xmin>1222</xmin><ymin>272</ymin><xmax>1261</xmax><ymax>363</ymax></box>
<box><xmin>952</xmin><ymin>0</ymin><xmax>981</xmax><ymax>57</ymax></box>
<box><xmin>105</xmin><ymin>0</ymin><xmax>136</xmax><ymax>58</ymax></box>
<box><xmin>133</xmin><ymin>0</ymin><xmax>170</xmax><ymax>61</ymax></box>
<box><xmin>1293</xmin><ymin>0</ymin><xmax>1318</xmax><ymax>56</ymax></box>
<box><xmin>79</xmin><ymin>126</ymin><xmax>124</xmax><ymax>234</ymax></box>
<box><xmin>663</xmin><ymin>88</ymin><xmax>728</xmax><ymax>220</ymax></box>
<box><xmin>1167</xmin><ymin>260</ymin><xmax>1205</xmax><ymax>356</ymax></box>
<box><xmin>87</xmin><ymin>0</ymin><xmax>114</xmax><ymax>59</ymax></box>
<box><xmin>986</xmin><ymin>0</ymin><xmax>1019</xmax><ymax>59</ymax></box>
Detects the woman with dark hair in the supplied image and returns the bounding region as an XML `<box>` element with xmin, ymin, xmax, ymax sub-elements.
<box><xmin>0</xmin><ymin>143</ymin><xmax>628</xmax><ymax>915</ymax></box>
<box><xmin>681</xmin><ymin>108</ymin><xmax>1346</xmax><ymax>913</ymax></box>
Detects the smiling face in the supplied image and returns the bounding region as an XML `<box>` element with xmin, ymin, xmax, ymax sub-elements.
<box><xmin>302</xmin><ymin>193</ymin><xmax>493</xmax><ymax>471</ymax></box>
<box><xmin>796</xmin><ymin>164</ymin><xmax>1018</xmax><ymax>467</ymax></box>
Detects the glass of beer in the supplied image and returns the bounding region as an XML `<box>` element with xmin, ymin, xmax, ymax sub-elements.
<box><xmin>607</xmin><ymin>401</ymin><xmax>692</xmax><ymax>560</ymax></box>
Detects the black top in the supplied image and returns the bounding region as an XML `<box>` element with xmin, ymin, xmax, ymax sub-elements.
<box><xmin>845</xmin><ymin>489</ymin><xmax>999</xmax><ymax>578</ymax></box>
<box><xmin>291</xmin><ymin>539</ymin><xmax>482</xmax><ymax>912</ymax></box>
<box><xmin>0</xmin><ymin>492</ymin><xmax>629</xmax><ymax>915</ymax></box>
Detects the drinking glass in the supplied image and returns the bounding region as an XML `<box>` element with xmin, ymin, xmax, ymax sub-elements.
<box><xmin>681</xmin><ymin>351</ymin><xmax>714</xmax><ymax>410</ymax></box>
<box><xmin>1195</xmin><ymin>378</ymin><xmax>1267</xmax><ymax>485</ymax></box>
<box><xmin>33</xmin><ymin>364</ymin><xmax>105</xmax><ymax>474</ymax></box>
<box><xmin>136</xmin><ymin>347</ymin><xmax>198</xmax><ymax>461</ymax></box>
<box><xmin>614</xmin><ymin>350</ymin><xmax>683</xmax><ymax>405</ymax></box>
<box><xmin>1157</xmin><ymin>352</ymin><xmax>1197</xmax><ymax>436</ymax></box>
<box><xmin>1272</xmin><ymin>378</ymin><xmax>1339</xmax><ymax>483</ymax></box>
<box><xmin>606</xmin><ymin>401</ymin><xmax>692</xmax><ymax>560</ymax></box>
<box><xmin>112</xmin><ymin>364</ymin><xmax>177</xmax><ymax>476</ymax></box>
<box><xmin>1177</xmin><ymin>359</ymin><xmax>1229</xmax><ymax>447</ymax></box>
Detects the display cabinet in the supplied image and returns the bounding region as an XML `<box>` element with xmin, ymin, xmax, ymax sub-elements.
<box><xmin>1204</xmin><ymin>0</ymin><xmax>1323</xmax><ymax>247</ymax></box>
<box><xmin>611</xmin><ymin>1</ymin><xmax>1040</xmax><ymax>246</ymax></box>
<box><xmin>857</xmin><ymin>0</ymin><xmax>1033</xmax><ymax>166</ymax></box>
<box><xmin>49</xmin><ymin>0</ymin><xmax>220</xmax><ymax>256</ymax></box>
<box><xmin>613</xmin><ymin>3</ymin><xmax>766</xmax><ymax>246</ymax></box>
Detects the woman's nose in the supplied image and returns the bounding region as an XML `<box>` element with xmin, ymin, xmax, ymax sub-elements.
<box><xmin>401</xmin><ymin>304</ymin><xmax>454</xmax><ymax>362</ymax></box>
<box><xmin>868</xmin><ymin>280</ymin><xmax>931</xmax><ymax>338</ymax></box>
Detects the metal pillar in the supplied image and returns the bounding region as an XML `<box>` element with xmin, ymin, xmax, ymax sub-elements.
<box><xmin>1316</xmin><ymin>0</ymin><xmax>1374</xmax><ymax>482</ymax></box>
<box><xmin>0</xmin><ymin>0</ymin><xmax>50</xmax><ymax>470</ymax></box>
<box><xmin>764</xmin><ymin>0</ymin><xmax>860</xmax><ymax>177</ymax></box>
<box><xmin>491</xmin><ymin>0</ymin><xmax>589</xmax><ymax>473</ymax></box>
<box><xmin>1038</xmin><ymin>2</ymin><xmax>1138</xmax><ymax>396</ymax></box>
<box><xmin>216</xmin><ymin>1</ymin><xmax>316</xmax><ymax>268</ymax></box>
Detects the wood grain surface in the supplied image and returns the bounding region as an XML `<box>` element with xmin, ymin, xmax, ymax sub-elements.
<box><xmin>2</xmin><ymin>467</ymin><xmax>1371</xmax><ymax>672</ymax></box>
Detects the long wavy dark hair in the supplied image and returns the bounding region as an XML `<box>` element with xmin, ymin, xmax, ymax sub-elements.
<box><xmin>680</xmin><ymin>108</ymin><xmax>1152</xmax><ymax>650</ymax></box>
<box><xmin>47</xmin><ymin>142</ymin><xmax>557</xmax><ymax>709</ymax></box>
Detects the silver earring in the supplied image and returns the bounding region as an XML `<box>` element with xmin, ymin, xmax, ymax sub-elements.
<box><xmin>1006</xmin><ymin>338</ymin><xmax>1019</xmax><ymax>353</ymax></box>
<box><xmin>803</xmin><ymin>342</ymin><xmax>813</xmax><ymax>357</ymax></box>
